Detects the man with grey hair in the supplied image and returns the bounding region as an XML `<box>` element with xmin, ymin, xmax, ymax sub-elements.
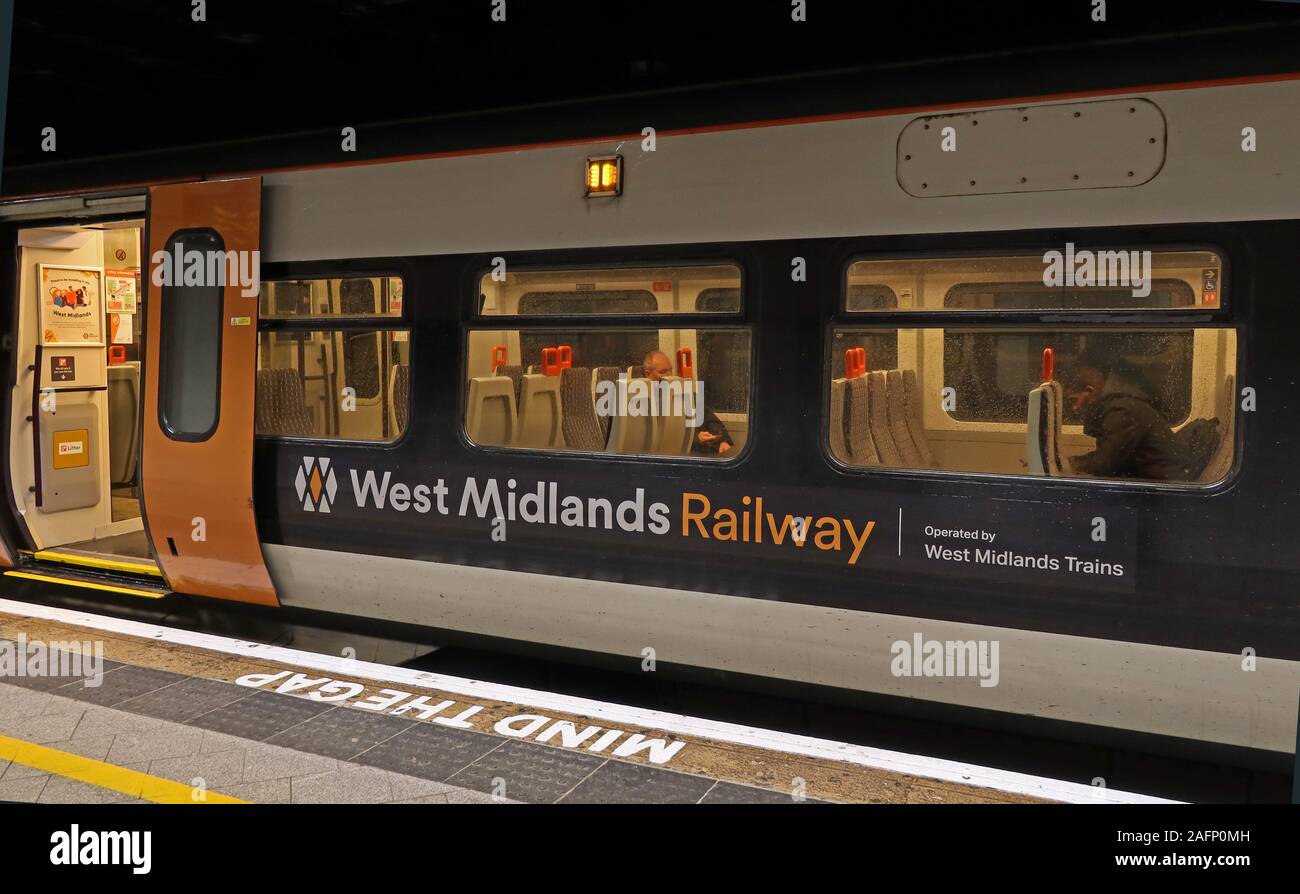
<box><xmin>642</xmin><ymin>350</ymin><xmax>733</xmax><ymax>456</ymax></box>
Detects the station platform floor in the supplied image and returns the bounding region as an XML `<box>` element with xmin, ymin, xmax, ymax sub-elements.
<box><xmin>0</xmin><ymin>598</ymin><xmax>1171</xmax><ymax>805</ymax></box>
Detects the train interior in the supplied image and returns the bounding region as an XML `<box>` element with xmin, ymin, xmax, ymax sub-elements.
<box><xmin>830</xmin><ymin>251</ymin><xmax>1238</xmax><ymax>485</ymax></box>
<box><xmin>255</xmin><ymin>277</ymin><xmax>410</xmax><ymax>443</ymax></box>
<box><xmin>5</xmin><ymin>219</ymin><xmax>153</xmax><ymax>572</ymax></box>
<box><xmin>467</xmin><ymin>265</ymin><xmax>751</xmax><ymax>458</ymax></box>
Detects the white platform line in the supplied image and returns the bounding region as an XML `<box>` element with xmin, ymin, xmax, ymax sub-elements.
<box><xmin>0</xmin><ymin>597</ymin><xmax>1179</xmax><ymax>804</ymax></box>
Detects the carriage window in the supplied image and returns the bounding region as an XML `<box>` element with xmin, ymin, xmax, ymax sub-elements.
<box><xmin>469</xmin><ymin>261</ymin><xmax>749</xmax><ymax>459</ymax></box>
<box><xmin>478</xmin><ymin>264</ymin><xmax>741</xmax><ymax>315</ymax></box>
<box><xmin>464</xmin><ymin>327</ymin><xmax>752</xmax><ymax>459</ymax></box>
<box><xmin>826</xmin><ymin>326</ymin><xmax>1236</xmax><ymax>486</ymax></box>
<box><xmin>845</xmin><ymin>250</ymin><xmax>1222</xmax><ymax>311</ymax></box>
<box><xmin>255</xmin><ymin>329</ymin><xmax>410</xmax><ymax>442</ymax></box>
<box><xmin>159</xmin><ymin>230</ymin><xmax>223</xmax><ymax>440</ymax></box>
<box><xmin>259</xmin><ymin>276</ymin><xmax>404</xmax><ymax>319</ymax></box>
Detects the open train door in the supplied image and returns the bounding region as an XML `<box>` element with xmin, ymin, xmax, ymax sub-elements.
<box><xmin>141</xmin><ymin>178</ymin><xmax>278</xmax><ymax>606</ymax></box>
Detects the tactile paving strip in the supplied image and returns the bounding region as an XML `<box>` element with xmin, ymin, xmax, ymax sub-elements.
<box><xmin>0</xmin><ymin>615</ymin><xmax>1052</xmax><ymax>804</ymax></box>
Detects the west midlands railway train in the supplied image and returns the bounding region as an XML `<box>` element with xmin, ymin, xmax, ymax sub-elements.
<box><xmin>1</xmin><ymin>71</ymin><xmax>1298</xmax><ymax>766</ymax></box>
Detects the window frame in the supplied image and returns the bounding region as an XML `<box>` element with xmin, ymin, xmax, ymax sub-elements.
<box><xmin>825</xmin><ymin>242</ymin><xmax>1241</xmax><ymax>493</ymax></box>
<box><xmin>254</xmin><ymin>271</ymin><xmax>411</xmax><ymax>447</ymax></box>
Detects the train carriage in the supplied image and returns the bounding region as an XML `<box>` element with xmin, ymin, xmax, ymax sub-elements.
<box><xmin>2</xmin><ymin>71</ymin><xmax>1299</xmax><ymax>765</ymax></box>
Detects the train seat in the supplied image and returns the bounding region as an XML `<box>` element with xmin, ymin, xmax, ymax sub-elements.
<box><xmin>497</xmin><ymin>364</ymin><xmax>524</xmax><ymax>405</ymax></box>
<box><xmin>593</xmin><ymin>366</ymin><xmax>623</xmax><ymax>438</ymax></box>
<box><xmin>653</xmin><ymin>375</ymin><xmax>689</xmax><ymax>456</ymax></box>
<box><xmin>256</xmin><ymin>368</ymin><xmax>315</xmax><ymax>437</ymax></box>
<box><xmin>885</xmin><ymin>370</ymin><xmax>925</xmax><ymax>467</ymax></box>
<box><xmin>867</xmin><ymin>371</ymin><xmax>903</xmax><ymax>465</ymax></box>
<box><xmin>900</xmin><ymin>369</ymin><xmax>937</xmax><ymax>467</ymax></box>
<box><xmin>607</xmin><ymin>376</ymin><xmax>658</xmax><ymax>455</ymax></box>
<box><xmin>828</xmin><ymin>377</ymin><xmax>850</xmax><ymax>463</ymax></box>
<box><xmin>517</xmin><ymin>372</ymin><xmax>564</xmax><ymax>449</ymax></box>
<box><xmin>107</xmin><ymin>361</ymin><xmax>141</xmax><ymax>487</ymax></box>
<box><xmin>1026</xmin><ymin>380</ymin><xmax>1065</xmax><ymax>476</ymax></box>
<box><xmin>844</xmin><ymin>375</ymin><xmax>881</xmax><ymax>465</ymax></box>
<box><xmin>1199</xmin><ymin>374</ymin><xmax>1236</xmax><ymax>483</ymax></box>
<box><xmin>560</xmin><ymin>366</ymin><xmax>606</xmax><ymax>451</ymax></box>
<box><xmin>387</xmin><ymin>363</ymin><xmax>410</xmax><ymax>437</ymax></box>
<box><xmin>466</xmin><ymin>374</ymin><xmax>517</xmax><ymax>447</ymax></box>
<box><xmin>1049</xmin><ymin>380</ymin><xmax>1065</xmax><ymax>473</ymax></box>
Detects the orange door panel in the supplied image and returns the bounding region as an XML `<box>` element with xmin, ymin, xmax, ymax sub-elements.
<box><xmin>141</xmin><ymin>178</ymin><xmax>277</xmax><ymax>605</ymax></box>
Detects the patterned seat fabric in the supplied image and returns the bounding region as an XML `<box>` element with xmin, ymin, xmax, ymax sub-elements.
<box><xmin>594</xmin><ymin>366</ymin><xmax>623</xmax><ymax>438</ymax></box>
<box><xmin>561</xmin><ymin>367</ymin><xmax>605</xmax><ymax>451</ymax></box>
<box><xmin>256</xmin><ymin>368</ymin><xmax>314</xmax><ymax>437</ymax></box>
<box><xmin>885</xmin><ymin>370</ymin><xmax>924</xmax><ymax>467</ymax></box>
<box><xmin>828</xmin><ymin>378</ymin><xmax>849</xmax><ymax>463</ymax></box>
<box><xmin>497</xmin><ymin>364</ymin><xmax>524</xmax><ymax>405</ymax></box>
<box><xmin>1026</xmin><ymin>380</ymin><xmax>1063</xmax><ymax>476</ymax></box>
<box><xmin>392</xmin><ymin>364</ymin><xmax>410</xmax><ymax>434</ymax></box>
<box><xmin>867</xmin><ymin>371</ymin><xmax>902</xmax><ymax>465</ymax></box>
<box><xmin>844</xmin><ymin>376</ymin><xmax>880</xmax><ymax>465</ymax></box>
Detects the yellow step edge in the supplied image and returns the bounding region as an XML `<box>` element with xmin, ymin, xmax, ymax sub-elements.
<box><xmin>3</xmin><ymin>570</ymin><xmax>167</xmax><ymax>600</ymax></box>
<box><xmin>31</xmin><ymin>549</ymin><xmax>162</xmax><ymax>578</ymax></box>
<box><xmin>0</xmin><ymin>733</ymin><xmax>245</xmax><ymax>804</ymax></box>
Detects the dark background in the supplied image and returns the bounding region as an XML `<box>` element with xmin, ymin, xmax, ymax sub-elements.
<box><xmin>4</xmin><ymin>0</ymin><xmax>1300</xmax><ymax>196</ymax></box>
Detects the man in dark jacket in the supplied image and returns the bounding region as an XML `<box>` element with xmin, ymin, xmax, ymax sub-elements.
<box><xmin>1063</xmin><ymin>353</ymin><xmax>1192</xmax><ymax>481</ymax></box>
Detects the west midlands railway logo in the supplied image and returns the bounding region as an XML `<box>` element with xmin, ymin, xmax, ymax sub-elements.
<box><xmin>295</xmin><ymin>457</ymin><xmax>338</xmax><ymax>513</ymax></box>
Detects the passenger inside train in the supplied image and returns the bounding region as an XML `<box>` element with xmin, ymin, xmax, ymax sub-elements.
<box><xmin>1062</xmin><ymin>348</ymin><xmax>1220</xmax><ymax>481</ymax></box>
<box><xmin>828</xmin><ymin>249</ymin><xmax>1236</xmax><ymax>485</ymax></box>
<box><xmin>642</xmin><ymin>350</ymin><xmax>733</xmax><ymax>455</ymax></box>
<box><xmin>465</xmin><ymin>263</ymin><xmax>749</xmax><ymax>459</ymax></box>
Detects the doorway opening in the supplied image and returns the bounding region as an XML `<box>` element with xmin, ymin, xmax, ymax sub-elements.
<box><xmin>6</xmin><ymin>218</ymin><xmax>158</xmax><ymax>579</ymax></box>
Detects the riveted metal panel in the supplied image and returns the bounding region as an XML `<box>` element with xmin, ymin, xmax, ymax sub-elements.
<box><xmin>897</xmin><ymin>98</ymin><xmax>1166</xmax><ymax>197</ymax></box>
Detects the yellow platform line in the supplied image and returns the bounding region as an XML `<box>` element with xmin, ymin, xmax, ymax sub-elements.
<box><xmin>0</xmin><ymin>733</ymin><xmax>245</xmax><ymax>804</ymax></box>
<box><xmin>3</xmin><ymin>570</ymin><xmax>166</xmax><ymax>599</ymax></box>
<box><xmin>31</xmin><ymin>550</ymin><xmax>162</xmax><ymax>578</ymax></box>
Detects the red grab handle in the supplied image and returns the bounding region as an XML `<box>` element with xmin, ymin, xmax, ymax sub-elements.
<box><xmin>1042</xmin><ymin>347</ymin><xmax>1055</xmax><ymax>384</ymax></box>
<box><xmin>845</xmin><ymin>347</ymin><xmax>867</xmax><ymax>379</ymax></box>
<box><xmin>541</xmin><ymin>347</ymin><xmax>560</xmax><ymax>376</ymax></box>
<box><xmin>676</xmin><ymin>347</ymin><xmax>694</xmax><ymax>378</ymax></box>
<box><xmin>108</xmin><ymin>345</ymin><xmax>127</xmax><ymax>365</ymax></box>
<box><xmin>557</xmin><ymin>345</ymin><xmax>573</xmax><ymax>370</ymax></box>
<box><xmin>491</xmin><ymin>344</ymin><xmax>507</xmax><ymax>373</ymax></box>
